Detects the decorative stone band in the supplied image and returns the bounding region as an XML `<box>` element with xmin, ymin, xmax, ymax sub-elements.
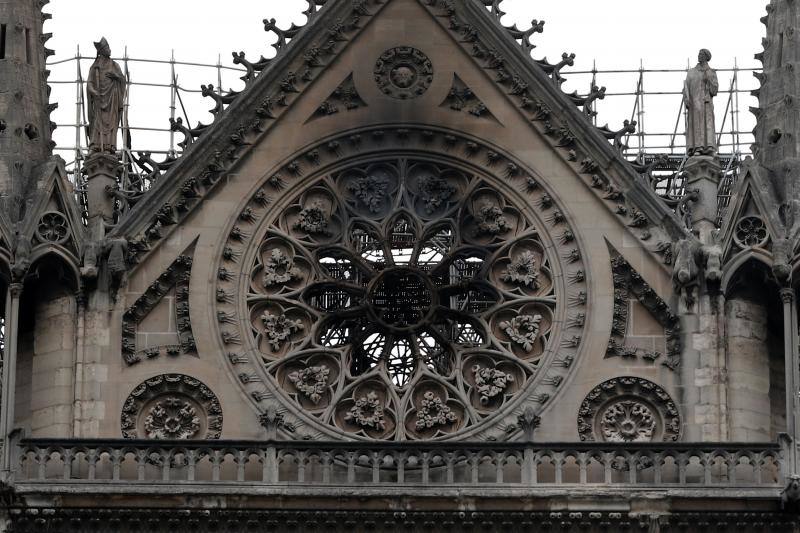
<box><xmin>7</xmin><ymin>508</ymin><xmax>795</xmax><ymax>533</ymax></box>
<box><xmin>8</xmin><ymin>508</ymin><xmax>797</xmax><ymax>532</ymax></box>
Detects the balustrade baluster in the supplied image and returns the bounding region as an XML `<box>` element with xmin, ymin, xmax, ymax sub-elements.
<box><xmin>136</xmin><ymin>451</ymin><xmax>146</xmax><ymax>481</ymax></box>
<box><xmin>396</xmin><ymin>452</ymin><xmax>404</xmax><ymax>484</ymax></box>
<box><xmin>578</xmin><ymin>453</ymin><xmax>587</xmax><ymax>484</ymax></box>
<box><xmin>678</xmin><ymin>454</ymin><xmax>687</xmax><ymax>484</ymax></box>
<box><xmin>62</xmin><ymin>449</ymin><xmax>71</xmax><ymax>480</ymax></box>
<box><xmin>298</xmin><ymin>452</ymin><xmax>306</xmax><ymax>483</ymax></box>
<box><xmin>654</xmin><ymin>453</ymin><xmax>663</xmax><ymax>484</ymax></box>
<box><xmin>522</xmin><ymin>447</ymin><xmax>534</xmax><ymax>485</ymax></box>
<box><xmin>265</xmin><ymin>446</ymin><xmax>278</xmax><ymax>484</ymax></box>
<box><xmin>212</xmin><ymin>450</ymin><xmax>221</xmax><ymax>482</ymax></box>
<box><xmin>161</xmin><ymin>450</ymin><xmax>170</xmax><ymax>481</ymax></box>
<box><xmin>554</xmin><ymin>453</ymin><xmax>563</xmax><ymax>484</ymax></box>
<box><xmin>346</xmin><ymin>452</ymin><xmax>356</xmax><ymax>484</ymax></box>
<box><xmin>36</xmin><ymin>450</ymin><xmax>46</xmax><ymax>480</ymax></box>
<box><xmin>260</xmin><ymin>449</ymin><xmax>269</xmax><ymax>483</ymax></box>
<box><xmin>235</xmin><ymin>450</ymin><xmax>245</xmax><ymax>482</ymax></box>
<box><xmin>187</xmin><ymin>450</ymin><xmax>197</xmax><ymax>482</ymax></box>
<box><xmin>446</xmin><ymin>455</ymin><xmax>454</xmax><ymax>485</ymax></box>
<box><xmin>755</xmin><ymin>453</ymin><xmax>764</xmax><ymax>485</ymax></box>
<box><xmin>112</xmin><ymin>449</ymin><xmax>121</xmax><ymax>481</ymax></box>
<box><xmin>628</xmin><ymin>456</ymin><xmax>636</xmax><ymax>484</ymax></box>
<box><xmin>322</xmin><ymin>452</ymin><xmax>331</xmax><ymax>484</ymax></box>
<box><xmin>470</xmin><ymin>455</ymin><xmax>479</xmax><ymax>485</ymax></box>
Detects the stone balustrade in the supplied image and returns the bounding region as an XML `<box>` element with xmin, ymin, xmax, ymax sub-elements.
<box><xmin>13</xmin><ymin>438</ymin><xmax>786</xmax><ymax>491</ymax></box>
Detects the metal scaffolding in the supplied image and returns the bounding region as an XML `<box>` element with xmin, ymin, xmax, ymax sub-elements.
<box><xmin>47</xmin><ymin>50</ymin><xmax>758</xmax><ymax>225</ymax></box>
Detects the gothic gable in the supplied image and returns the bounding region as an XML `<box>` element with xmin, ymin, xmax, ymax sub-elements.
<box><xmin>719</xmin><ymin>162</ymin><xmax>785</xmax><ymax>265</ymax></box>
<box><xmin>110</xmin><ymin>0</ymin><xmax>685</xmax><ymax>273</ymax></box>
<box><xmin>22</xmin><ymin>159</ymin><xmax>85</xmax><ymax>265</ymax></box>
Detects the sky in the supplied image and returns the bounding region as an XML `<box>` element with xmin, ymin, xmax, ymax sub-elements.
<box><xmin>44</xmin><ymin>0</ymin><xmax>768</xmax><ymax>164</ymax></box>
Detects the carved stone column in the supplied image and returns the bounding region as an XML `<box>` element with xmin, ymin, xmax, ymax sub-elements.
<box><xmin>682</xmin><ymin>155</ymin><xmax>720</xmax><ymax>243</ymax></box>
<box><xmin>83</xmin><ymin>152</ymin><xmax>121</xmax><ymax>232</ymax></box>
<box><xmin>781</xmin><ymin>288</ymin><xmax>799</xmax><ymax>476</ymax></box>
<box><xmin>0</xmin><ymin>283</ymin><xmax>22</xmax><ymax>479</ymax></box>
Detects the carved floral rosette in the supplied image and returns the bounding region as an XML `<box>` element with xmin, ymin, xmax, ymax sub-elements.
<box><xmin>215</xmin><ymin>128</ymin><xmax>589</xmax><ymax>441</ymax></box>
<box><xmin>374</xmin><ymin>47</ymin><xmax>434</xmax><ymax>100</ymax></box>
<box><xmin>121</xmin><ymin>374</ymin><xmax>223</xmax><ymax>439</ymax></box>
<box><xmin>577</xmin><ymin>377</ymin><xmax>680</xmax><ymax>443</ymax></box>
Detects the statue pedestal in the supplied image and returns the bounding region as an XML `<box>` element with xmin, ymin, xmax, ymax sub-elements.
<box><xmin>683</xmin><ymin>155</ymin><xmax>720</xmax><ymax>243</ymax></box>
<box><xmin>83</xmin><ymin>152</ymin><xmax>121</xmax><ymax>229</ymax></box>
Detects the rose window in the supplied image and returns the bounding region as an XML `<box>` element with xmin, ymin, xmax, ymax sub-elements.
<box><xmin>733</xmin><ymin>215</ymin><xmax>769</xmax><ymax>248</ymax></box>
<box><xmin>220</xmin><ymin>150</ymin><xmax>587</xmax><ymax>441</ymax></box>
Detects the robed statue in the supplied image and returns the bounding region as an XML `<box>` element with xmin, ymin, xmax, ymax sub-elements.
<box><xmin>683</xmin><ymin>49</ymin><xmax>719</xmax><ymax>156</ymax></box>
<box><xmin>87</xmin><ymin>37</ymin><xmax>126</xmax><ymax>153</ymax></box>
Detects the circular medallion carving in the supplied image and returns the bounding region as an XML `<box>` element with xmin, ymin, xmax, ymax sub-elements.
<box><xmin>577</xmin><ymin>377</ymin><xmax>680</xmax><ymax>443</ymax></box>
<box><xmin>121</xmin><ymin>374</ymin><xmax>223</xmax><ymax>439</ymax></box>
<box><xmin>215</xmin><ymin>128</ymin><xmax>589</xmax><ymax>441</ymax></box>
<box><xmin>733</xmin><ymin>215</ymin><xmax>769</xmax><ymax>248</ymax></box>
<box><xmin>374</xmin><ymin>47</ymin><xmax>433</xmax><ymax>100</ymax></box>
<box><xmin>36</xmin><ymin>211</ymin><xmax>69</xmax><ymax>244</ymax></box>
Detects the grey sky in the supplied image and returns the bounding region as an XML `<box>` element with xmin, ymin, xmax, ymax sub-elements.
<box><xmin>45</xmin><ymin>1</ymin><xmax>768</xmax><ymax>161</ymax></box>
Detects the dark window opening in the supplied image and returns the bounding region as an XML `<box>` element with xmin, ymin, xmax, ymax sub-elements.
<box><xmin>0</xmin><ymin>25</ymin><xmax>7</xmax><ymax>60</ymax></box>
<box><xmin>24</xmin><ymin>27</ymin><xmax>31</xmax><ymax>64</ymax></box>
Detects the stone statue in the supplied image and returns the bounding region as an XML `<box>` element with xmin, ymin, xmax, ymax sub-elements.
<box><xmin>684</xmin><ymin>49</ymin><xmax>719</xmax><ymax>156</ymax></box>
<box><xmin>87</xmin><ymin>37</ymin><xmax>126</xmax><ymax>153</ymax></box>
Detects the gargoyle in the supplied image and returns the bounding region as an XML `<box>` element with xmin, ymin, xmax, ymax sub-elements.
<box><xmin>672</xmin><ymin>237</ymin><xmax>702</xmax><ymax>309</ymax></box>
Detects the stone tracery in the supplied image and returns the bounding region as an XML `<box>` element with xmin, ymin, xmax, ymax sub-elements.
<box><xmin>216</xmin><ymin>134</ymin><xmax>588</xmax><ymax>441</ymax></box>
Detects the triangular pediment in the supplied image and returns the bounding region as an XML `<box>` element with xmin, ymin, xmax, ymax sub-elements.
<box><xmin>719</xmin><ymin>161</ymin><xmax>783</xmax><ymax>260</ymax></box>
<box><xmin>22</xmin><ymin>158</ymin><xmax>85</xmax><ymax>261</ymax></box>
<box><xmin>112</xmin><ymin>0</ymin><xmax>684</xmax><ymax>271</ymax></box>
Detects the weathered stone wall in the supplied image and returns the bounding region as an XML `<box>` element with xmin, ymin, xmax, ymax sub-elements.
<box><xmin>28</xmin><ymin>287</ymin><xmax>75</xmax><ymax>437</ymax></box>
<box><xmin>725</xmin><ymin>298</ymin><xmax>771</xmax><ymax>441</ymax></box>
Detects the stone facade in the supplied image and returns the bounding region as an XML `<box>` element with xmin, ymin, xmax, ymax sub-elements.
<box><xmin>0</xmin><ymin>0</ymin><xmax>798</xmax><ymax>531</ymax></box>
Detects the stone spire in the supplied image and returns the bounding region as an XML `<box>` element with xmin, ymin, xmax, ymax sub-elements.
<box><xmin>753</xmin><ymin>0</ymin><xmax>800</xmax><ymax>216</ymax></box>
<box><xmin>0</xmin><ymin>0</ymin><xmax>56</xmax><ymax>221</ymax></box>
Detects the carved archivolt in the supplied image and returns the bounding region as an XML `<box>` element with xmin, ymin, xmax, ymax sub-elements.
<box><xmin>121</xmin><ymin>374</ymin><xmax>223</xmax><ymax>439</ymax></box>
<box><xmin>609</xmin><ymin>253</ymin><xmax>681</xmax><ymax>370</ymax></box>
<box><xmin>215</xmin><ymin>128</ymin><xmax>589</xmax><ymax>441</ymax></box>
<box><xmin>122</xmin><ymin>253</ymin><xmax>196</xmax><ymax>365</ymax></box>
<box><xmin>577</xmin><ymin>377</ymin><xmax>680</xmax><ymax>443</ymax></box>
